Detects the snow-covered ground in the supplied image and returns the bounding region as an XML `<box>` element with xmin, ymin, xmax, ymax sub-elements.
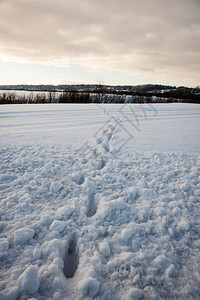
<box><xmin>0</xmin><ymin>104</ymin><xmax>200</xmax><ymax>300</ymax></box>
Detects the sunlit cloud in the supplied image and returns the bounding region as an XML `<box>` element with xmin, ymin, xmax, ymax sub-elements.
<box><xmin>0</xmin><ymin>0</ymin><xmax>200</xmax><ymax>86</ymax></box>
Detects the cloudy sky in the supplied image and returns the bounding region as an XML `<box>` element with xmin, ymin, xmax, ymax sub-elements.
<box><xmin>0</xmin><ymin>0</ymin><xmax>200</xmax><ymax>86</ymax></box>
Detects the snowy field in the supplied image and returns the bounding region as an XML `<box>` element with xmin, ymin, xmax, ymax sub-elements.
<box><xmin>0</xmin><ymin>103</ymin><xmax>200</xmax><ymax>300</ymax></box>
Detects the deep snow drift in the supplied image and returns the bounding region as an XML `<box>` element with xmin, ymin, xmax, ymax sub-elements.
<box><xmin>0</xmin><ymin>104</ymin><xmax>200</xmax><ymax>300</ymax></box>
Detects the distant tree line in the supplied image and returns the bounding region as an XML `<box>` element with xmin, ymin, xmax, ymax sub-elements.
<box><xmin>58</xmin><ymin>91</ymin><xmax>90</xmax><ymax>103</ymax></box>
<box><xmin>1</xmin><ymin>83</ymin><xmax>200</xmax><ymax>94</ymax></box>
<box><xmin>0</xmin><ymin>91</ymin><xmax>57</xmax><ymax>104</ymax></box>
<box><xmin>0</xmin><ymin>83</ymin><xmax>176</xmax><ymax>92</ymax></box>
<box><xmin>0</xmin><ymin>89</ymin><xmax>199</xmax><ymax>104</ymax></box>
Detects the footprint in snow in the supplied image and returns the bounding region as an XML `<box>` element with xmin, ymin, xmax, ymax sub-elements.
<box><xmin>86</xmin><ymin>194</ymin><xmax>97</xmax><ymax>217</ymax></box>
<box><xmin>63</xmin><ymin>232</ymin><xmax>79</xmax><ymax>279</ymax></box>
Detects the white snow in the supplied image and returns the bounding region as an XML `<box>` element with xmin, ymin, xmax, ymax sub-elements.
<box><xmin>14</xmin><ymin>228</ymin><xmax>34</xmax><ymax>245</ymax></box>
<box><xmin>165</xmin><ymin>264</ymin><xmax>177</xmax><ymax>278</ymax></box>
<box><xmin>18</xmin><ymin>266</ymin><xmax>39</xmax><ymax>294</ymax></box>
<box><xmin>50</xmin><ymin>182</ymin><xmax>63</xmax><ymax>193</ymax></box>
<box><xmin>56</xmin><ymin>206</ymin><xmax>72</xmax><ymax>218</ymax></box>
<box><xmin>128</xmin><ymin>288</ymin><xmax>143</xmax><ymax>299</ymax></box>
<box><xmin>0</xmin><ymin>239</ymin><xmax>9</xmax><ymax>252</ymax></box>
<box><xmin>49</xmin><ymin>220</ymin><xmax>66</xmax><ymax>233</ymax></box>
<box><xmin>0</xmin><ymin>286</ymin><xmax>19</xmax><ymax>300</ymax></box>
<box><xmin>0</xmin><ymin>103</ymin><xmax>200</xmax><ymax>152</ymax></box>
<box><xmin>0</xmin><ymin>103</ymin><xmax>200</xmax><ymax>299</ymax></box>
<box><xmin>121</xmin><ymin>228</ymin><xmax>133</xmax><ymax>240</ymax></box>
<box><xmin>33</xmin><ymin>247</ymin><xmax>41</xmax><ymax>259</ymax></box>
<box><xmin>99</xmin><ymin>241</ymin><xmax>110</xmax><ymax>256</ymax></box>
<box><xmin>78</xmin><ymin>277</ymin><xmax>100</xmax><ymax>297</ymax></box>
<box><xmin>72</xmin><ymin>172</ymin><xmax>85</xmax><ymax>185</ymax></box>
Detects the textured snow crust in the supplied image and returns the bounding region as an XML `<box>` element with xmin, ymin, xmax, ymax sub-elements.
<box><xmin>0</xmin><ymin>104</ymin><xmax>200</xmax><ymax>299</ymax></box>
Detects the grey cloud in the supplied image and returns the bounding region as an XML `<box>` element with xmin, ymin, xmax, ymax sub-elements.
<box><xmin>0</xmin><ymin>0</ymin><xmax>200</xmax><ymax>85</ymax></box>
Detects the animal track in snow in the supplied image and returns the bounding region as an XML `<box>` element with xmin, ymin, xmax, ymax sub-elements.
<box><xmin>101</xmin><ymin>143</ymin><xmax>110</xmax><ymax>153</ymax></box>
<box><xmin>63</xmin><ymin>233</ymin><xmax>79</xmax><ymax>278</ymax></box>
<box><xmin>86</xmin><ymin>194</ymin><xmax>97</xmax><ymax>217</ymax></box>
<box><xmin>97</xmin><ymin>158</ymin><xmax>106</xmax><ymax>170</ymax></box>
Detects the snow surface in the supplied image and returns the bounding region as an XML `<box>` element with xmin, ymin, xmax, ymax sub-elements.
<box><xmin>0</xmin><ymin>103</ymin><xmax>200</xmax><ymax>299</ymax></box>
